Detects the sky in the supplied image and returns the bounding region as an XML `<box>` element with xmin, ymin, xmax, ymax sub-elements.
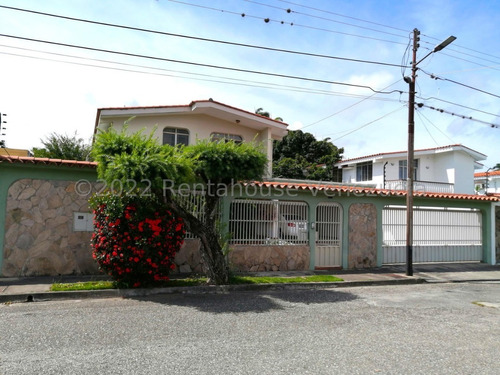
<box><xmin>0</xmin><ymin>0</ymin><xmax>499</xmax><ymax>170</ymax></box>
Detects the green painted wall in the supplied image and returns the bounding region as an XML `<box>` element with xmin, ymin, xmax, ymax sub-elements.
<box><xmin>223</xmin><ymin>187</ymin><xmax>495</xmax><ymax>269</ymax></box>
<box><xmin>1</xmin><ymin>163</ymin><xmax>495</xmax><ymax>274</ymax></box>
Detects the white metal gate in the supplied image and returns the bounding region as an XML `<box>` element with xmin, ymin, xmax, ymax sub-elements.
<box><xmin>383</xmin><ymin>206</ymin><xmax>483</xmax><ymax>263</ymax></box>
<box><xmin>315</xmin><ymin>202</ymin><xmax>342</xmax><ymax>268</ymax></box>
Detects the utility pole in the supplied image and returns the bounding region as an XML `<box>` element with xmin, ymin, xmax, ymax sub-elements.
<box><xmin>406</xmin><ymin>28</ymin><xmax>419</xmax><ymax>276</ymax></box>
<box><xmin>404</xmin><ymin>30</ymin><xmax>456</xmax><ymax>276</ymax></box>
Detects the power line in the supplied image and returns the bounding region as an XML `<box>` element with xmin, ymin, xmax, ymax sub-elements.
<box><xmin>274</xmin><ymin>0</ymin><xmax>500</xmax><ymax>66</ymax></box>
<box><xmin>276</xmin><ymin>0</ymin><xmax>409</xmax><ymax>34</ymax></box>
<box><xmin>415</xmin><ymin>108</ymin><xmax>457</xmax><ymax>144</ymax></box>
<box><xmin>420</xmin><ymin>69</ymin><xmax>500</xmax><ymax>99</ymax></box>
<box><xmin>168</xmin><ymin>0</ymin><xmax>407</xmax><ymax>46</ymax></box>
<box><xmin>0</xmin><ymin>44</ymin><xmax>406</xmax><ymax>101</ymax></box>
<box><xmin>421</xmin><ymin>33</ymin><xmax>500</xmax><ymax>63</ymax></box>
<box><xmin>302</xmin><ymin>80</ymin><xmax>403</xmax><ymax>130</ymax></box>
<box><xmin>328</xmin><ymin>106</ymin><xmax>405</xmax><ymax>141</ymax></box>
<box><xmin>243</xmin><ymin>0</ymin><xmax>408</xmax><ymax>40</ymax></box>
<box><xmin>0</xmin><ymin>4</ymin><xmax>405</xmax><ymax>68</ymax></box>
<box><xmin>419</xmin><ymin>103</ymin><xmax>500</xmax><ymax>129</ymax></box>
<box><xmin>415</xmin><ymin>95</ymin><xmax>500</xmax><ymax>118</ymax></box>
<box><xmin>429</xmin><ymin>48</ymin><xmax>500</xmax><ymax>73</ymax></box>
<box><xmin>0</xmin><ymin>33</ymin><xmax>405</xmax><ymax>94</ymax></box>
<box><xmin>416</xmin><ymin>110</ymin><xmax>440</xmax><ymax>146</ymax></box>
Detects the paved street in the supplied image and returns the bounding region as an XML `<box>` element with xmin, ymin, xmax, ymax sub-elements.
<box><xmin>1</xmin><ymin>282</ymin><xmax>500</xmax><ymax>375</ymax></box>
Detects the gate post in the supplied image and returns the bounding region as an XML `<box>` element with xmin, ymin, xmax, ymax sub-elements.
<box><xmin>308</xmin><ymin>202</ymin><xmax>317</xmax><ymax>270</ymax></box>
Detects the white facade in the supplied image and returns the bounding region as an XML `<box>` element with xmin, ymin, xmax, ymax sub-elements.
<box><xmin>475</xmin><ymin>170</ymin><xmax>500</xmax><ymax>195</ymax></box>
<box><xmin>94</xmin><ymin>100</ymin><xmax>288</xmax><ymax>177</ymax></box>
<box><xmin>335</xmin><ymin>145</ymin><xmax>486</xmax><ymax>195</ymax></box>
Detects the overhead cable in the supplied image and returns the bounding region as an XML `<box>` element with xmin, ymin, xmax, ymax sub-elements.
<box><xmin>0</xmin><ymin>45</ymin><xmax>404</xmax><ymax>101</ymax></box>
<box><xmin>418</xmin><ymin>103</ymin><xmax>500</xmax><ymax>129</ymax></box>
<box><xmin>168</xmin><ymin>0</ymin><xmax>407</xmax><ymax>46</ymax></box>
<box><xmin>0</xmin><ymin>33</ymin><xmax>404</xmax><ymax>94</ymax></box>
<box><xmin>0</xmin><ymin>4</ymin><xmax>405</xmax><ymax>68</ymax></box>
<box><xmin>302</xmin><ymin>80</ymin><xmax>403</xmax><ymax>129</ymax></box>
<box><xmin>420</xmin><ymin>69</ymin><xmax>500</xmax><ymax>99</ymax></box>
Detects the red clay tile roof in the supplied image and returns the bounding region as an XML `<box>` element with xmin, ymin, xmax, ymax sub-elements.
<box><xmin>95</xmin><ymin>99</ymin><xmax>288</xmax><ymax>136</ymax></box>
<box><xmin>249</xmin><ymin>180</ymin><xmax>500</xmax><ymax>202</ymax></box>
<box><xmin>475</xmin><ymin>170</ymin><xmax>500</xmax><ymax>178</ymax></box>
<box><xmin>1</xmin><ymin>156</ymin><xmax>496</xmax><ymax>202</ymax></box>
<box><xmin>0</xmin><ymin>154</ymin><xmax>97</xmax><ymax>168</ymax></box>
<box><xmin>337</xmin><ymin>144</ymin><xmax>486</xmax><ymax>164</ymax></box>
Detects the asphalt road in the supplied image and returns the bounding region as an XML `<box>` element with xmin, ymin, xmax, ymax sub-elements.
<box><xmin>1</xmin><ymin>282</ymin><xmax>499</xmax><ymax>375</ymax></box>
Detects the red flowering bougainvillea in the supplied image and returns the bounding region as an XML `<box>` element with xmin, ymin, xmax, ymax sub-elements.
<box><xmin>90</xmin><ymin>193</ymin><xmax>185</xmax><ymax>288</ymax></box>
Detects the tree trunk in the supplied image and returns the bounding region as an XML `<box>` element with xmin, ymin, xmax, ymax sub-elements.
<box><xmin>164</xmin><ymin>191</ymin><xmax>229</xmax><ymax>285</ymax></box>
<box><xmin>197</xmin><ymin>228</ymin><xmax>229</xmax><ymax>285</ymax></box>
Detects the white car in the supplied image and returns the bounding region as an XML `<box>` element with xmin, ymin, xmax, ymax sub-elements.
<box><xmin>279</xmin><ymin>213</ymin><xmax>308</xmax><ymax>240</ymax></box>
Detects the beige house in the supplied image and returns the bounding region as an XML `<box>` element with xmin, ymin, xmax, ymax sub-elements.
<box><xmin>94</xmin><ymin>99</ymin><xmax>289</xmax><ymax>176</ymax></box>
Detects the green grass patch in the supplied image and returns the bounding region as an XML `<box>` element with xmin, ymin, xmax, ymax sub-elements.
<box><xmin>50</xmin><ymin>275</ymin><xmax>343</xmax><ymax>291</ymax></box>
<box><xmin>51</xmin><ymin>280</ymin><xmax>117</xmax><ymax>291</ymax></box>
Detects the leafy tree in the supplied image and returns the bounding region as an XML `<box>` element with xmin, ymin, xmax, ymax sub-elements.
<box><xmin>31</xmin><ymin>132</ymin><xmax>93</xmax><ymax>161</ymax></box>
<box><xmin>92</xmin><ymin>129</ymin><xmax>268</xmax><ymax>285</ymax></box>
<box><xmin>272</xmin><ymin>130</ymin><xmax>343</xmax><ymax>181</ymax></box>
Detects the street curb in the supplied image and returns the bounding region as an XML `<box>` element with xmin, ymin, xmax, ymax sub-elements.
<box><xmin>423</xmin><ymin>278</ymin><xmax>500</xmax><ymax>284</ymax></box>
<box><xmin>0</xmin><ymin>277</ymin><xmax>425</xmax><ymax>303</ymax></box>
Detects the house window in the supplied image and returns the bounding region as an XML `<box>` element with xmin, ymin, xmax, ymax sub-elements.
<box><xmin>356</xmin><ymin>161</ymin><xmax>372</xmax><ymax>181</ymax></box>
<box><xmin>163</xmin><ymin>127</ymin><xmax>189</xmax><ymax>147</ymax></box>
<box><xmin>210</xmin><ymin>133</ymin><xmax>243</xmax><ymax>143</ymax></box>
<box><xmin>332</xmin><ymin>167</ymin><xmax>343</xmax><ymax>183</ymax></box>
<box><xmin>399</xmin><ymin>159</ymin><xmax>419</xmax><ymax>180</ymax></box>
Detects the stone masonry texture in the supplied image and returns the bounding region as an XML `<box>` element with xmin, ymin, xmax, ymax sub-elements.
<box><xmin>3</xmin><ymin>179</ymin><xmax>98</xmax><ymax>277</ymax></box>
<box><xmin>348</xmin><ymin>203</ymin><xmax>377</xmax><ymax>269</ymax></box>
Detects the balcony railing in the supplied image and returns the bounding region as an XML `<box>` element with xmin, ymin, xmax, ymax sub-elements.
<box><xmin>384</xmin><ymin>179</ymin><xmax>454</xmax><ymax>193</ymax></box>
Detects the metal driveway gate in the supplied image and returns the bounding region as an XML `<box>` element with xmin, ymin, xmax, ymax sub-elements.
<box><xmin>383</xmin><ymin>206</ymin><xmax>483</xmax><ymax>263</ymax></box>
<box><xmin>315</xmin><ymin>202</ymin><xmax>342</xmax><ymax>268</ymax></box>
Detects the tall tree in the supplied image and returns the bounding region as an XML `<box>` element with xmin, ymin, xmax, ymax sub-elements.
<box><xmin>92</xmin><ymin>129</ymin><xmax>268</xmax><ymax>284</ymax></box>
<box><xmin>32</xmin><ymin>132</ymin><xmax>93</xmax><ymax>161</ymax></box>
<box><xmin>272</xmin><ymin>130</ymin><xmax>343</xmax><ymax>181</ymax></box>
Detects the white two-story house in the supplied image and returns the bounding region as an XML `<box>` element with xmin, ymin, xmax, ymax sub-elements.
<box><xmin>475</xmin><ymin>170</ymin><xmax>500</xmax><ymax>195</ymax></box>
<box><xmin>94</xmin><ymin>99</ymin><xmax>289</xmax><ymax>176</ymax></box>
<box><xmin>334</xmin><ymin>144</ymin><xmax>486</xmax><ymax>194</ymax></box>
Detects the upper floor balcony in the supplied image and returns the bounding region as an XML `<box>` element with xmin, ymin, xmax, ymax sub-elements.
<box><xmin>385</xmin><ymin>179</ymin><xmax>454</xmax><ymax>194</ymax></box>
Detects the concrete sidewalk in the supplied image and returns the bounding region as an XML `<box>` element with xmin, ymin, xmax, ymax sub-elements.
<box><xmin>1</xmin><ymin>263</ymin><xmax>499</xmax><ymax>303</ymax></box>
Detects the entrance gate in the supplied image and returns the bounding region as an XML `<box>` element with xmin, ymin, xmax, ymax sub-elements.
<box><xmin>315</xmin><ymin>202</ymin><xmax>342</xmax><ymax>268</ymax></box>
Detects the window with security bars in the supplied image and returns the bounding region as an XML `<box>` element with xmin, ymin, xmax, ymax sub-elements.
<box><xmin>229</xmin><ymin>199</ymin><xmax>308</xmax><ymax>245</ymax></box>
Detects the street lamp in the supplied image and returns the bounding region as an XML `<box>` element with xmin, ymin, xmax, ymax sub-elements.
<box><xmin>405</xmin><ymin>29</ymin><xmax>456</xmax><ymax>276</ymax></box>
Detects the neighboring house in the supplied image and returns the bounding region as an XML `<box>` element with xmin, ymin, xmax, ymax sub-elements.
<box><xmin>334</xmin><ymin>144</ymin><xmax>485</xmax><ymax>195</ymax></box>
<box><xmin>94</xmin><ymin>99</ymin><xmax>288</xmax><ymax>177</ymax></box>
<box><xmin>475</xmin><ymin>170</ymin><xmax>500</xmax><ymax>195</ymax></box>
<box><xmin>0</xmin><ymin>148</ymin><xmax>30</xmax><ymax>157</ymax></box>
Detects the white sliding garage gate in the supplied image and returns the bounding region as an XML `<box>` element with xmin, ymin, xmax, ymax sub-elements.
<box><xmin>382</xmin><ymin>206</ymin><xmax>483</xmax><ymax>264</ymax></box>
<box><xmin>315</xmin><ymin>202</ymin><xmax>342</xmax><ymax>268</ymax></box>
